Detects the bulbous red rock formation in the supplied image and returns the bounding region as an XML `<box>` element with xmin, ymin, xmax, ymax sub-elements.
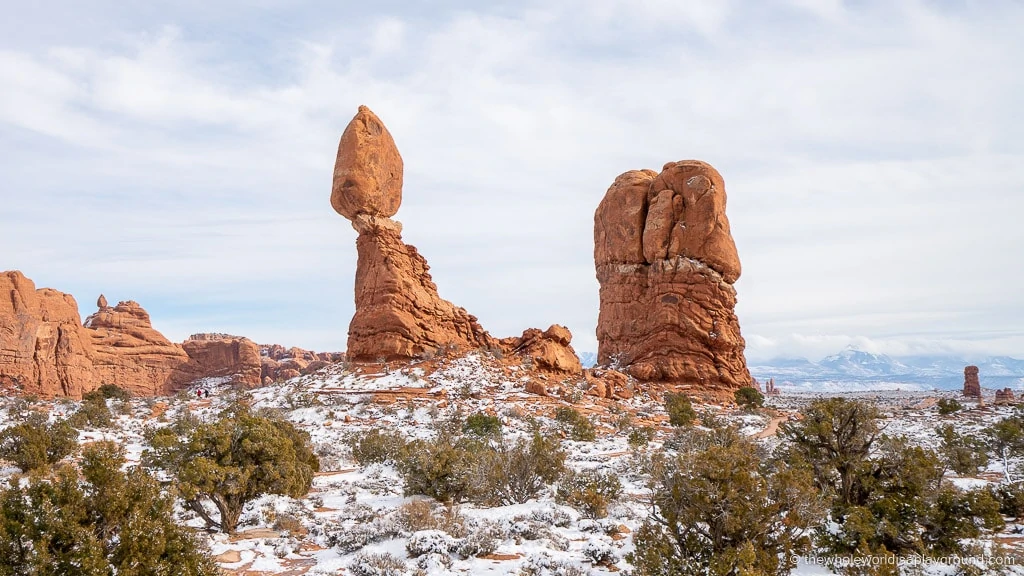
<box><xmin>594</xmin><ymin>160</ymin><xmax>751</xmax><ymax>392</ymax></box>
<box><xmin>333</xmin><ymin>107</ymin><xmax>496</xmax><ymax>361</ymax></box>
<box><xmin>331</xmin><ymin>105</ymin><xmax>403</xmax><ymax>220</ymax></box>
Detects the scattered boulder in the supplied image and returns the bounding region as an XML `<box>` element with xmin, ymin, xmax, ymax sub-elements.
<box><xmin>501</xmin><ymin>325</ymin><xmax>582</xmax><ymax>375</ymax></box>
<box><xmin>594</xmin><ymin>160</ymin><xmax>751</xmax><ymax>393</ymax></box>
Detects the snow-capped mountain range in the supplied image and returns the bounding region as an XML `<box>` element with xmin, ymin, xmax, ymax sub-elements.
<box><xmin>578</xmin><ymin>348</ymin><xmax>1024</xmax><ymax>392</ymax></box>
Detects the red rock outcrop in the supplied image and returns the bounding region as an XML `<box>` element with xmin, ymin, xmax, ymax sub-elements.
<box><xmin>333</xmin><ymin>106</ymin><xmax>496</xmax><ymax>361</ymax></box>
<box><xmin>995</xmin><ymin>388</ymin><xmax>1016</xmax><ymax>405</ymax></box>
<box><xmin>181</xmin><ymin>333</ymin><xmax>262</xmax><ymax>388</ymax></box>
<box><xmin>963</xmin><ymin>365</ymin><xmax>981</xmax><ymax>398</ymax></box>
<box><xmin>83</xmin><ymin>300</ymin><xmax>193</xmax><ymax>396</ymax></box>
<box><xmin>2</xmin><ymin>271</ymin><xmax>277</xmax><ymax>397</ymax></box>
<box><xmin>0</xmin><ymin>271</ymin><xmax>96</xmax><ymax>397</ymax></box>
<box><xmin>594</xmin><ymin>160</ymin><xmax>751</xmax><ymax>393</ymax></box>
<box><xmin>500</xmin><ymin>325</ymin><xmax>582</xmax><ymax>375</ymax></box>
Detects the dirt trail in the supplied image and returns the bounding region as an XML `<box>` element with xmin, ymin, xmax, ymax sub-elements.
<box><xmin>755</xmin><ymin>413</ymin><xmax>788</xmax><ymax>439</ymax></box>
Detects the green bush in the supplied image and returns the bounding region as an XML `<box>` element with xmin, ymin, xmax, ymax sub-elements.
<box><xmin>629</xmin><ymin>426</ymin><xmax>823</xmax><ymax>576</ymax></box>
<box><xmin>734</xmin><ymin>386</ymin><xmax>764</xmax><ymax>409</ymax></box>
<box><xmin>554</xmin><ymin>407</ymin><xmax>596</xmax><ymax>441</ymax></box>
<box><xmin>398</xmin><ymin>434</ymin><xmax>485</xmax><ymax>503</ymax></box>
<box><xmin>464</xmin><ymin>413</ymin><xmax>503</xmax><ymax>437</ymax></box>
<box><xmin>144</xmin><ymin>405</ymin><xmax>319</xmax><ymax>533</ymax></box>
<box><xmin>349</xmin><ymin>429</ymin><xmax>408</xmax><ymax>465</ymax></box>
<box><xmin>937</xmin><ymin>398</ymin><xmax>962</xmax><ymax>415</ymax></box>
<box><xmin>68</xmin><ymin>394</ymin><xmax>113</xmax><ymax>429</ymax></box>
<box><xmin>468</xmin><ymin>433</ymin><xmax>566</xmax><ymax>506</ymax></box>
<box><xmin>0</xmin><ymin>441</ymin><xmax>217</xmax><ymax>575</ymax></box>
<box><xmin>664</xmin><ymin>393</ymin><xmax>695</xmax><ymax>427</ymax></box>
<box><xmin>86</xmin><ymin>384</ymin><xmax>132</xmax><ymax>401</ymax></box>
<box><xmin>555</xmin><ymin>469</ymin><xmax>622</xmax><ymax>519</ymax></box>
<box><xmin>937</xmin><ymin>424</ymin><xmax>989</xmax><ymax>475</ymax></box>
<box><xmin>0</xmin><ymin>414</ymin><xmax>78</xmax><ymax>472</ymax></box>
<box><xmin>627</xmin><ymin>426</ymin><xmax>655</xmax><ymax>449</ymax></box>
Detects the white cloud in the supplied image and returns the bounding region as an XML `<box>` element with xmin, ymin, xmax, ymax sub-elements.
<box><xmin>0</xmin><ymin>0</ymin><xmax>1022</xmax><ymax>360</ymax></box>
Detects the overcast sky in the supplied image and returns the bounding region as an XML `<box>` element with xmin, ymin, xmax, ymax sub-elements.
<box><xmin>2</xmin><ymin>0</ymin><xmax>1022</xmax><ymax>361</ymax></box>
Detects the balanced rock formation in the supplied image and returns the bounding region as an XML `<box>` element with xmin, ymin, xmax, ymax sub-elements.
<box><xmin>182</xmin><ymin>333</ymin><xmax>262</xmax><ymax>388</ymax></box>
<box><xmin>963</xmin><ymin>365</ymin><xmax>981</xmax><ymax>398</ymax></box>
<box><xmin>332</xmin><ymin>106</ymin><xmax>495</xmax><ymax>361</ymax></box>
<box><xmin>0</xmin><ymin>271</ymin><xmax>96</xmax><ymax>397</ymax></box>
<box><xmin>594</xmin><ymin>160</ymin><xmax>751</xmax><ymax>392</ymax></box>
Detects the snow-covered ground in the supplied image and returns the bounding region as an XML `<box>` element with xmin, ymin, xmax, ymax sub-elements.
<box><xmin>3</xmin><ymin>354</ymin><xmax>1024</xmax><ymax>575</ymax></box>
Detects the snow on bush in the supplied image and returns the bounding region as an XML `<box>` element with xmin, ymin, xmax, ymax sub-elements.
<box><xmin>346</xmin><ymin>551</ymin><xmax>409</xmax><ymax>576</ymax></box>
<box><xmin>405</xmin><ymin>529</ymin><xmax>455</xmax><ymax>557</ymax></box>
<box><xmin>582</xmin><ymin>537</ymin><xmax>619</xmax><ymax>566</ymax></box>
<box><xmin>520</xmin><ymin>552</ymin><xmax>590</xmax><ymax>576</ymax></box>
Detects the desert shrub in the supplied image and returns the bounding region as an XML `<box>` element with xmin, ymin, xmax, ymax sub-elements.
<box><xmin>627</xmin><ymin>426</ymin><xmax>654</xmax><ymax>449</ymax></box>
<box><xmin>464</xmin><ymin>412</ymin><xmax>502</xmax><ymax>437</ymax></box>
<box><xmin>467</xmin><ymin>433</ymin><xmax>566</xmax><ymax>506</ymax></box>
<box><xmin>143</xmin><ymin>404</ymin><xmax>318</xmax><ymax>533</ymax></box>
<box><xmin>0</xmin><ymin>414</ymin><xmax>78</xmax><ymax>472</ymax></box>
<box><xmin>555</xmin><ymin>469</ymin><xmax>622</xmax><ymax>519</ymax></box>
<box><xmin>349</xmin><ymin>429</ymin><xmax>408</xmax><ymax>465</ymax></box>
<box><xmin>995</xmin><ymin>483</ymin><xmax>1024</xmax><ymax>519</ymax></box>
<box><xmin>583</xmin><ymin>537</ymin><xmax>619</xmax><ymax>566</ymax></box>
<box><xmin>347</xmin><ymin>551</ymin><xmax>407</xmax><ymax>576</ymax></box>
<box><xmin>396</xmin><ymin>499</ymin><xmax>466</xmax><ymax>536</ymax></box>
<box><xmin>399</xmin><ymin>434</ymin><xmax>485</xmax><ymax>503</ymax></box>
<box><xmin>455</xmin><ymin>521</ymin><xmax>504</xmax><ymax>558</ymax></box>
<box><xmin>922</xmin><ymin>488</ymin><xmax>1004</xmax><ymax>555</ymax></box>
<box><xmin>733</xmin><ymin>386</ymin><xmax>764</xmax><ymax>409</ymax></box>
<box><xmin>406</xmin><ymin>529</ymin><xmax>455</xmax><ymax>557</ymax></box>
<box><xmin>519</xmin><ymin>552</ymin><xmax>588</xmax><ymax>576</ymax></box>
<box><xmin>937</xmin><ymin>397</ymin><xmax>963</xmax><ymax>415</ymax></box>
<box><xmin>785</xmin><ymin>399</ymin><xmax>1004</xmax><ymax>564</ymax></box>
<box><xmin>937</xmin><ymin>423</ymin><xmax>990</xmax><ymax>475</ymax></box>
<box><xmin>664</xmin><ymin>393</ymin><xmax>695</xmax><ymax>427</ymax></box>
<box><xmin>68</xmin><ymin>393</ymin><xmax>113</xmax><ymax>429</ymax></box>
<box><xmin>629</xmin><ymin>426</ymin><xmax>824</xmax><ymax>576</ymax></box>
<box><xmin>554</xmin><ymin>407</ymin><xmax>596</xmax><ymax>441</ymax></box>
<box><xmin>88</xmin><ymin>384</ymin><xmax>132</xmax><ymax>401</ymax></box>
<box><xmin>0</xmin><ymin>442</ymin><xmax>217</xmax><ymax>576</ymax></box>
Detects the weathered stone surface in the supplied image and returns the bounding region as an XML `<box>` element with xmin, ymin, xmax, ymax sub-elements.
<box><xmin>501</xmin><ymin>325</ymin><xmax>582</xmax><ymax>375</ymax></box>
<box><xmin>594</xmin><ymin>160</ymin><xmax>751</xmax><ymax>392</ymax></box>
<box><xmin>0</xmin><ymin>271</ymin><xmax>96</xmax><ymax>397</ymax></box>
<box><xmin>181</xmin><ymin>334</ymin><xmax>262</xmax><ymax>388</ymax></box>
<box><xmin>331</xmin><ymin>105</ymin><xmax>403</xmax><ymax>220</ymax></box>
<box><xmin>347</xmin><ymin>214</ymin><xmax>495</xmax><ymax>361</ymax></box>
<box><xmin>1</xmin><ymin>271</ymin><xmax>287</xmax><ymax>397</ymax></box>
<box><xmin>83</xmin><ymin>300</ymin><xmax>193</xmax><ymax>396</ymax></box>
<box><xmin>964</xmin><ymin>365</ymin><xmax>981</xmax><ymax>398</ymax></box>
